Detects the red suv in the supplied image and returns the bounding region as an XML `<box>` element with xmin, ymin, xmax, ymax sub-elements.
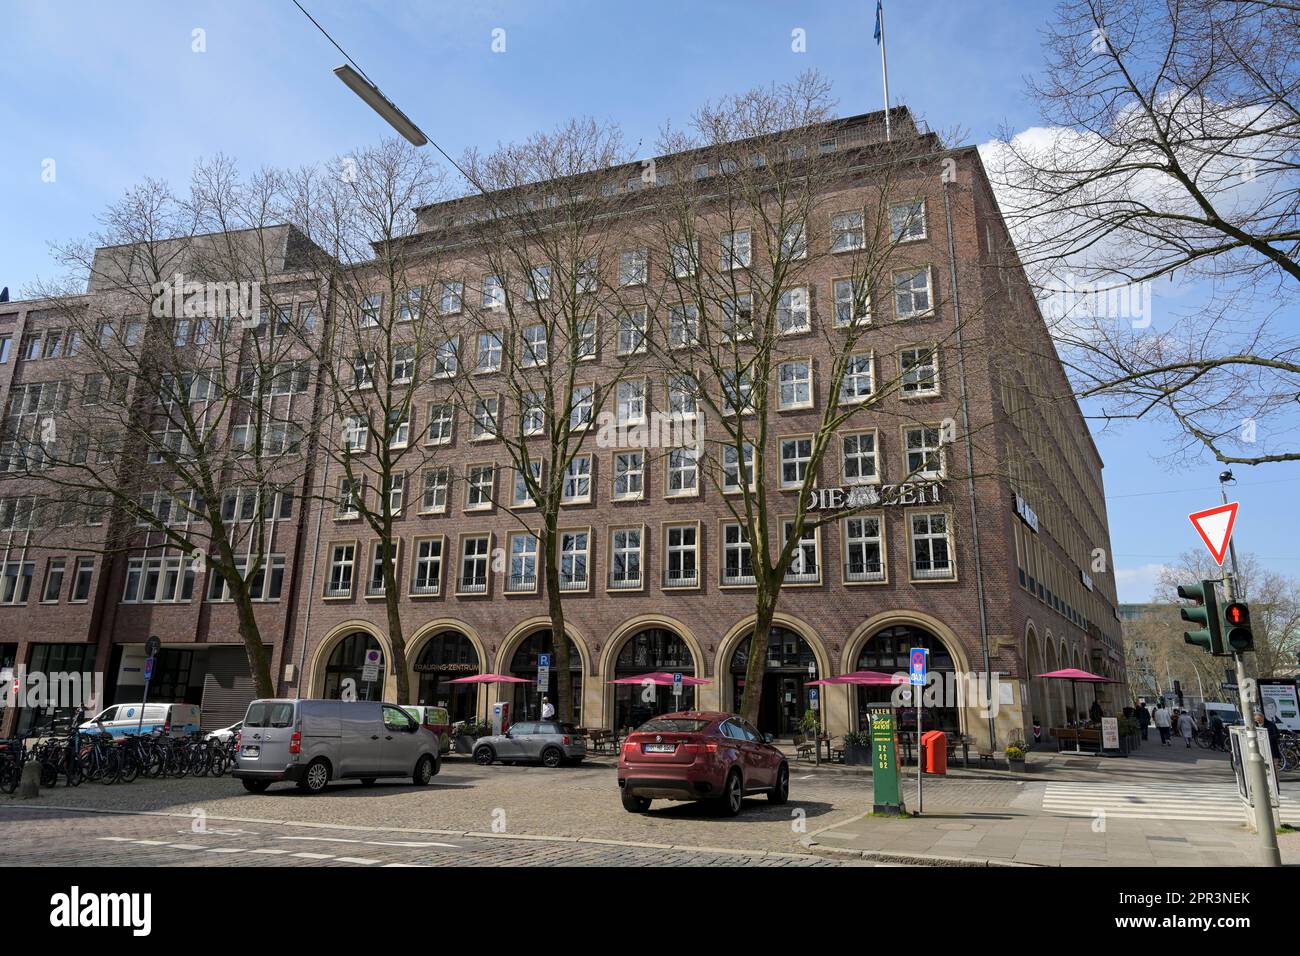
<box><xmin>618</xmin><ymin>711</ymin><xmax>789</xmax><ymax>816</ymax></box>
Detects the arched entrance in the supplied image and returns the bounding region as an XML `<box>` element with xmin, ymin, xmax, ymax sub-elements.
<box><xmin>610</xmin><ymin>627</ymin><xmax>698</xmax><ymax>731</ymax></box>
<box><xmin>853</xmin><ymin>624</ymin><xmax>960</xmax><ymax>734</ymax></box>
<box><xmin>729</xmin><ymin>627</ymin><xmax>820</xmax><ymax>737</ymax></box>
<box><xmin>508</xmin><ymin>630</ymin><xmax>583</xmax><ymax>722</ymax></box>
<box><xmin>323</xmin><ymin>631</ymin><xmax>385</xmax><ymax>701</ymax></box>
<box><xmin>1026</xmin><ymin>625</ymin><xmax>1047</xmax><ymax>732</ymax></box>
<box><xmin>413</xmin><ymin>630</ymin><xmax>482</xmax><ymax>722</ymax></box>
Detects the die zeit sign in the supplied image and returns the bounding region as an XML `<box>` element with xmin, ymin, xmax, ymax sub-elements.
<box><xmin>805</xmin><ymin>481</ymin><xmax>942</xmax><ymax>511</ymax></box>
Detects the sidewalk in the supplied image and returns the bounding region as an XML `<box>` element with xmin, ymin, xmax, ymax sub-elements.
<box><xmin>799</xmin><ymin>742</ymin><xmax>1300</xmax><ymax>866</ymax></box>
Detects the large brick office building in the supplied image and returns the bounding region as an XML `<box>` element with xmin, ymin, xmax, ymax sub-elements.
<box><xmin>0</xmin><ymin>108</ymin><xmax>1126</xmax><ymax>747</ymax></box>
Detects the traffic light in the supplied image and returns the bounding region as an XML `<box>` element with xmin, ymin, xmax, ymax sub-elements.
<box><xmin>1222</xmin><ymin>601</ymin><xmax>1254</xmax><ymax>654</ymax></box>
<box><xmin>1179</xmin><ymin>580</ymin><xmax>1223</xmax><ymax>656</ymax></box>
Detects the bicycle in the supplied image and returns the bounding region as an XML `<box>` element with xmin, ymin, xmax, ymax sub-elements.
<box><xmin>78</xmin><ymin>731</ymin><xmax>122</xmax><ymax>785</ymax></box>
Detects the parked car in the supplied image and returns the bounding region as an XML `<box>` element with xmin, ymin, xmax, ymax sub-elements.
<box><xmin>472</xmin><ymin>720</ymin><xmax>586</xmax><ymax>768</ymax></box>
<box><xmin>206</xmin><ymin>720</ymin><xmax>243</xmax><ymax>744</ymax></box>
<box><xmin>617</xmin><ymin>711</ymin><xmax>789</xmax><ymax>816</ymax></box>
<box><xmin>233</xmin><ymin>699</ymin><xmax>440</xmax><ymax>795</ymax></box>
<box><xmin>79</xmin><ymin>703</ymin><xmax>201</xmax><ymax>739</ymax></box>
<box><xmin>401</xmin><ymin>705</ymin><xmax>452</xmax><ymax>754</ymax></box>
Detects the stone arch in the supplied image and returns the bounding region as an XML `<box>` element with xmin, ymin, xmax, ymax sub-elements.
<box><xmin>715</xmin><ymin>612</ymin><xmax>832</xmax><ymax>686</ymax></box>
<box><xmin>1025</xmin><ymin>620</ymin><xmax>1048</xmax><ymax>731</ymax></box>
<box><xmin>599</xmin><ymin>614</ymin><xmax>705</xmax><ymax>681</ymax></box>
<box><xmin>842</xmin><ymin>609</ymin><xmax>973</xmax><ymax>675</ymax></box>
<box><xmin>306</xmin><ymin>620</ymin><xmax>394</xmax><ymax>703</ymax></box>
<box><xmin>494</xmin><ymin>616</ymin><xmax>591</xmax><ymax>676</ymax></box>
<box><xmin>405</xmin><ymin>618</ymin><xmax>490</xmax><ymax>718</ymax></box>
<box><xmin>602</xmin><ymin>616</ymin><xmax>705</xmax><ymax>730</ymax></box>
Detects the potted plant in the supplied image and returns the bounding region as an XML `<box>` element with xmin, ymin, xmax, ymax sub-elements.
<box><xmin>799</xmin><ymin>709</ymin><xmax>820</xmax><ymax>738</ymax></box>
<box><xmin>1005</xmin><ymin>745</ymin><xmax>1027</xmax><ymax>770</ymax></box>
<box><xmin>454</xmin><ymin>719</ymin><xmax>491</xmax><ymax>754</ymax></box>
<box><xmin>843</xmin><ymin>730</ymin><xmax>872</xmax><ymax>766</ymax></box>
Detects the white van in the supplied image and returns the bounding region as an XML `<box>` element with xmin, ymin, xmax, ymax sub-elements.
<box><xmin>80</xmin><ymin>703</ymin><xmax>201</xmax><ymax>738</ymax></box>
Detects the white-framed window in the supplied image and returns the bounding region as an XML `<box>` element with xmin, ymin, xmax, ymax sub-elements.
<box><xmin>722</xmin><ymin>442</ymin><xmax>755</xmax><ymax>492</ymax></box>
<box><xmin>342</xmin><ymin>415</ymin><xmax>369</xmax><ymax>453</ymax></box>
<box><xmin>433</xmin><ymin>337</ymin><xmax>459</xmax><ymax>378</ymax></box>
<box><xmin>0</xmin><ymin>561</ymin><xmax>35</xmax><ymax>605</ymax></box>
<box><xmin>521</xmin><ymin>391</ymin><xmax>546</xmax><ymax>436</ymax></box>
<box><xmin>722</xmin><ymin>294</ymin><xmax>753</xmax><ymax>342</ymax></box>
<box><xmin>458</xmin><ymin>535</ymin><xmax>491</xmax><ymax>594</ymax></box>
<box><xmin>576</xmin><ymin>256</ymin><xmax>599</xmax><ymax>294</ymax></box>
<box><xmin>70</xmin><ymin>556</ymin><xmax>95</xmax><ymax>602</ymax></box>
<box><xmin>782</xmin><ymin>520</ymin><xmax>819</xmax><ymax>584</ymax></box>
<box><xmin>506</xmin><ymin>533</ymin><xmax>539</xmax><ymax>592</ymax></box>
<box><xmin>393</xmin><ymin>345</ymin><xmax>416</xmax><ymax>384</ymax></box>
<box><xmin>618</xmin><ymin>250</ymin><xmax>647</xmax><ymax>287</ymax></box>
<box><xmin>471</xmin><ymin>396</ymin><xmax>499</xmax><ymax>439</ymax></box>
<box><xmin>721</xmin><ymin>368</ymin><xmax>755</xmax><ymax>416</ymax></box>
<box><xmin>831</xmin><ymin>210</ymin><xmax>865</xmax><ymax>252</ymax></box>
<box><xmin>476</xmin><ymin>332</ymin><xmax>502</xmax><ymax>373</ymax></box>
<box><xmin>359</xmin><ymin>294</ymin><xmax>382</xmax><ymax>328</ymax></box>
<box><xmin>426</xmin><ymin>403</ymin><xmax>454</xmax><ymax>444</ymax></box>
<box><xmin>666</xmin><ymin>447</ymin><xmax>699</xmax><ymax>497</ymax></box>
<box><xmin>569</xmin><ymin>385</ymin><xmax>594</xmax><ymax>430</ymax></box>
<box><xmin>692</xmin><ymin>162</ymin><xmax>710</xmax><ymax>180</ymax></box>
<box><xmin>616</xmin><ymin>309</ymin><xmax>647</xmax><ymax>355</ymax></box>
<box><xmin>522</xmin><ymin>324</ymin><xmax>548</xmax><ymax>367</ymax></box>
<box><xmin>387</xmin><ymin>409</ymin><xmax>410</xmax><ymax>449</ymax></box>
<box><xmin>664</xmin><ymin>524</ymin><xmax>700</xmax><ymax>588</ymax></box>
<box><xmin>398</xmin><ymin>286</ymin><xmax>422</xmax><ymax>322</ymax></box>
<box><xmin>667</xmin><ymin>374</ymin><xmax>698</xmax><ymax>419</ymax></box>
<box><xmin>904</xmin><ymin>425</ymin><xmax>945</xmax><ymax>479</ymax></box>
<box><xmin>41</xmin><ymin>558</ymin><xmax>66</xmax><ymax>603</ymax></box>
<box><xmin>482</xmin><ymin>274</ymin><xmax>506</xmax><ymax>310</ymax></box>
<box><xmin>890</xmin><ymin>200</ymin><xmax>927</xmax><ymax>242</ymax></box>
<box><xmin>410</xmin><ymin>537</ymin><xmax>443</xmax><ymax>595</ymax></box>
<box><xmin>833</xmin><ymin>278</ymin><xmax>871</xmax><ymax>327</ymax></box>
<box><xmin>609</xmin><ymin>527</ymin><xmax>643</xmax><ymax>589</ymax></box>
<box><xmin>616</xmin><ymin>379</ymin><xmax>646</xmax><ymax>426</ymax></box>
<box><xmin>419</xmin><ymin>467</ymin><xmax>450</xmax><ymax>514</ymax></box>
<box><xmin>839</xmin><ymin>352</ymin><xmax>874</xmax><ymax>404</ymax></box>
<box><xmin>778</xmin><ymin>360</ymin><xmax>813</xmax><ymax>410</ymax></box>
<box><xmin>439</xmin><ymin>280</ymin><xmax>464</xmax><ymax>315</ymax></box>
<box><xmin>527</xmin><ymin>265</ymin><xmax>551</xmax><ymax>301</ymax></box>
<box><xmin>325</xmin><ymin>543</ymin><xmax>356</xmax><ymax>597</ymax></box>
<box><xmin>352</xmin><ymin>350</ymin><xmax>376</xmax><ymax>389</ymax></box>
<box><xmin>613</xmin><ymin>450</ymin><xmax>644</xmax><ymax>500</ymax></box>
<box><xmin>780</xmin><ymin>437</ymin><xmax>813</xmax><ymax>488</ymax></box>
<box><xmin>842</xmin><ymin>431</ymin><xmax>879</xmax><ymax>484</ymax></box>
<box><xmin>669</xmin><ymin>304</ymin><xmax>699</xmax><ymax>349</ymax></box>
<box><xmin>465</xmin><ymin>464</ymin><xmax>495</xmax><ymax>511</ymax></box>
<box><xmin>512</xmin><ymin>461</ymin><xmax>541</xmax><ymax>507</ymax></box>
<box><xmin>384</xmin><ymin>473</ymin><xmax>405</xmax><ymax>514</ymax></box>
<box><xmin>722</xmin><ymin>522</ymin><xmax>754</xmax><ymax>585</ymax></box>
<box><xmin>900</xmin><ymin>346</ymin><xmax>939</xmax><ymax>396</ymax></box>
<box><xmin>778</xmin><ymin>287</ymin><xmax>811</xmax><ymax>334</ymax></box>
<box><xmin>559</xmin><ymin>530</ymin><xmax>590</xmax><ymax>590</ymax></box>
<box><xmin>366</xmin><ymin>540</ymin><xmax>398</xmax><ymax>596</ymax></box>
<box><xmin>780</xmin><ymin>221</ymin><xmax>807</xmax><ymax>260</ymax></box>
<box><xmin>337</xmin><ymin>476</ymin><xmax>363</xmax><ymax>518</ymax></box>
<box><xmin>562</xmin><ymin>455</ymin><xmax>592</xmax><ymax>503</ymax></box>
<box><xmin>844</xmin><ymin>515</ymin><xmax>885</xmax><ymax>582</ymax></box>
<box><xmin>576</xmin><ymin>316</ymin><xmax>597</xmax><ymax>359</ymax></box>
<box><xmin>910</xmin><ymin>511</ymin><xmax>953</xmax><ymax>580</ymax></box>
<box><xmin>670</xmin><ymin>240</ymin><xmax>698</xmax><ymax>278</ymax></box>
<box><xmin>720</xmin><ymin>230</ymin><xmax>752</xmax><ymax>270</ymax></box>
<box><xmin>893</xmin><ymin>267</ymin><xmax>933</xmax><ymax>318</ymax></box>
<box><xmin>209</xmin><ymin>555</ymin><xmax>285</xmax><ymax>603</ymax></box>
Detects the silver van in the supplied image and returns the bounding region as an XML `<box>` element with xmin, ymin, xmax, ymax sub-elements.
<box><xmin>233</xmin><ymin>699</ymin><xmax>440</xmax><ymax>795</ymax></box>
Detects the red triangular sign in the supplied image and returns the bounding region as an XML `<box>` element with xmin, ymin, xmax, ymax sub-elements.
<box><xmin>1189</xmin><ymin>502</ymin><xmax>1239</xmax><ymax>566</ymax></box>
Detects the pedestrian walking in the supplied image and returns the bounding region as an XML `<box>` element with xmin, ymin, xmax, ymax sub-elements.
<box><xmin>1254</xmin><ymin>709</ymin><xmax>1281</xmax><ymax>760</ymax></box>
<box><xmin>1210</xmin><ymin>714</ymin><xmax>1225</xmax><ymax>750</ymax></box>
<box><xmin>1136</xmin><ymin>702</ymin><xmax>1151</xmax><ymax>741</ymax></box>
<box><xmin>1153</xmin><ymin>703</ymin><xmax>1172</xmax><ymax>745</ymax></box>
<box><xmin>541</xmin><ymin>696</ymin><xmax>555</xmax><ymax>721</ymax></box>
<box><xmin>1089</xmin><ymin>699</ymin><xmax>1103</xmax><ymax>724</ymax></box>
<box><xmin>1177</xmin><ymin>710</ymin><xmax>1196</xmax><ymax>748</ymax></box>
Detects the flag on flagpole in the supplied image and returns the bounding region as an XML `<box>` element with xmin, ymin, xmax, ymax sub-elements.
<box><xmin>874</xmin><ymin>0</ymin><xmax>891</xmax><ymax>140</ymax></box>
<box><xmin>874</xmin><ymin>0</ymin><xmax>883</xmax><ymax>43</ymax></box>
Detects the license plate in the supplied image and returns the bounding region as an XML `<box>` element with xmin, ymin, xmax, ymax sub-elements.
<box><xmin>644</xmin><ymin>743</ymin><xmax>675</xmax><ymax>753</ymax></box>
<box><xmin>242</xmin><ymin>745</ymin><xmax>259</xmax><ymax>756</ymax></box>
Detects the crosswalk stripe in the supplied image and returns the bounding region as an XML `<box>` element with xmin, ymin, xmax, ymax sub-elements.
<box><xmin>290</xmin><ymin>852</ymin><xmax>334</xmax><ymax>860</ymax></box>
<box><xmin>205</xmin><ymin>847</ymin><xmax>246</xmax><ymax>854</ymax></box>
<box><xmin>1042</xmin><ymin>782</ymin><xmax>1300</xmax><ymax>822</ymax></box>
<box><xmin>334</xmin><ymin>856</ymin><xmax>379</xmax><ymax>865</ymax></box>
<box><xmin>251</xmin><ymin>848</ymin><xmax>293</xmax><ymax>855</ymax></box>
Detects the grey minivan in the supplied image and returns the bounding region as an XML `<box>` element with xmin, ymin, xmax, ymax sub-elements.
<box><xmin>234</xmin><ymin>699</ymin><xmax>441</xmax><ymax>794</ymax></box>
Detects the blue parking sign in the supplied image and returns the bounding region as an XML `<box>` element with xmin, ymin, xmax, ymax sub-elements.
<box><xmin>538</xmin><ymin>654</ymin><xmax>551</xmax><ymax>667</ymax></box>
<box><xmin>909</xmin><ymin>648</ymin><xmax>927</xmax><ymax>686</ymax></box>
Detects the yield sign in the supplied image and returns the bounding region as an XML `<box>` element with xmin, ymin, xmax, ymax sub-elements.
<box><xmin>1189</xmin><ymin>502</ymin><xmax>1239</xmax><ymax>566</ymax></box>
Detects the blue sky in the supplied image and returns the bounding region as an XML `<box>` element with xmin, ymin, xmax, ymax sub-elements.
<box><xmin>3</xmin><ymin>0</ymin><xmax>1297</xmax><ymax>600</ymax></box>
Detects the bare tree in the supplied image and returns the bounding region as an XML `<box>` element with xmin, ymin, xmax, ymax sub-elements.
<box><xmin>989</xmin><ymin>0</ymin><xmax>1300</xmax><ymax>465</ymax></box>
<box><xmin>284</xmin><ymin>141</ymin><xmax>449</xmax><ymax>704</ymax></box>
<box><xmin>20</xmin><ymin>160</ymin><xmax>324</xmax><ymax>697</ymax></box>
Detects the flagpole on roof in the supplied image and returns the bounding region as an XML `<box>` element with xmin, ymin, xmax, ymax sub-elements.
<box><xmin>874</xmin><ymin>0</ymin><xmax>892</xmax><ymax>141</ymax></box>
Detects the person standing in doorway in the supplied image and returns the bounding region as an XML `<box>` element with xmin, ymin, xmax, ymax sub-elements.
<box><xmin>1136</xmin><ymin>702</ymin><xmax>1151</xmax><ymax>741</ymax></box>
<box><xmin>541</xmin><ymin>696</ymin><xmax>555</xmax><ymax>721</ymax></box>
<box><xmin>1177</xmin><ymin>709</ymin><xmax>1196</xmax><ymax>748</ymax></box>
<box><xmin>1153</xmin><ymin>703</ymin><xmax>1172</xmax><ymax>745</ymax></box>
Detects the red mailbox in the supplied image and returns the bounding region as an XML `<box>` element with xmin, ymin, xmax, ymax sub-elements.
<box><xmin>921</xmin><ymin>730</ymin><xmax>947</xmax><ymax>775</ymax></box>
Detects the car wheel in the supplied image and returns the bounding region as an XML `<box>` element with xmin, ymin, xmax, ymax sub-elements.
<box><xmin>413</xmin><ymin>755</ymin><xmax>434</xmax><ymax>786</ymax></box>
<box><xmin>360</xmin><ymin>778</ymin><xmax>378</xmax><ymax>786</ymax></box>
<box><xmin>768</xmin><ymin>764</ymin><xmax>789</xmax><ymax>804</ymax></box>
<box><xmin>718</xmin><ymin>769</ymin><xmax>744</xmax><ymax>817</ymax></box>
<box><xmin>473</xmin><ymin>746</ymin><xmax>495</xmax><ymax>766</ymax></box>
<box><xmin>299</xmin><ymin>758</ymin><xmax>330</xmax><ymax>794</ymax></box>
<box><xmin>541</xmin><ymin>747</ymin><xmax>564</xmax><ymax>769</ymax></box>
<box><xmin>621</xmin><ymin>789</ymin><xmax>651</xmax><ymax>813</ymax></box>
<box><xmin>241</xmin><ymin>779</ymin><xmax>271</xmax><ymax>794</ymax></box>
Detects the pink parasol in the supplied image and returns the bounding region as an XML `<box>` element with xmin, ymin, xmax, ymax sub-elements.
<box><xmin>446</xmin><ymin>673</ymin><xmax>529</xmax><ymax>684</ymax></box>
<box><xmin>607</xmin><ymin>671</ymin><xmax>712</xmax><ymax>686</ymax></box>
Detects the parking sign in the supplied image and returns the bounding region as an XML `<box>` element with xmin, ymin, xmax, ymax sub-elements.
<box><xmin>909</xmin><ymin>648</ymin><xmax>927</xmax><ymax>686</ymax></box>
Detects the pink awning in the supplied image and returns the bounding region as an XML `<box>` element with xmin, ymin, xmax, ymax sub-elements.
<box><xmin>1037</xmin><ymin>668</ymin><xmax>1116</xmax><ymax>683</ymax></box>
<box><xmin>607</xmin><ymin>671</ymin><xmax>712</xmax><ymax>686</ymax></box>
<box><xmin>445</xmin><ymin>673</ymin><xmax>529</xmax><ymax>684</ymax></box>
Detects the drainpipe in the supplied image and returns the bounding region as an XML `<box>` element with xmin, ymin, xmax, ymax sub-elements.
<box><xmin>941</xmin><ymin>168</ymin><xmax>996</xmax><ymax>753</ymax></box>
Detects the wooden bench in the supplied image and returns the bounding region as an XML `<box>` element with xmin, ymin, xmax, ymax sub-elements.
<box><xmin>1053</xmin><ymin>727</ymin><xmax>1102</xmax><ymax>753</ymax></box>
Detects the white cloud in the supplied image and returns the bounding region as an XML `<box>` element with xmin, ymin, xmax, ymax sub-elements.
<box><xmin>1114</xmin><ymin>562</ymin><xmax>1174</xmax><ymax>604</ymax></box>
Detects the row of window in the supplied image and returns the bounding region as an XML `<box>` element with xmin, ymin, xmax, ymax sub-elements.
<box><xmin>322</xmin><ymin>510</ymin><xmax>955</xmax><ymax>601</ymax></box>
<box><xmin>0</xmin><ymin>556</ymin><xmax>96</xmax><ymax>606</ymax></box>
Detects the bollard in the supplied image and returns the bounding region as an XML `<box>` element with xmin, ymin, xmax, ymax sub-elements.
<box><xmin>18</xmin><ymin>761</ymin><xmax>41</xmax><ymax>798</ymax></box>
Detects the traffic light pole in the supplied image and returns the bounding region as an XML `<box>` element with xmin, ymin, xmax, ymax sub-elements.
<box><xmin>1221</xmin><ymin>480</ymin><xmax>1280</xmax><ymax>867</ymax></box>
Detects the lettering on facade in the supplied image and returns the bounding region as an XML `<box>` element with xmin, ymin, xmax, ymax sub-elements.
<box><xmin>804</xmin><ymin>481</ymin><xmax>942</xmax><ymax>512</ymax></box>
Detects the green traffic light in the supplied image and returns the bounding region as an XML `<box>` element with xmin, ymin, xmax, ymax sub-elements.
<box><xmin>1178</xmin><ymin>580</ymin><xmax>1223</xmax><ymax>656</ymax></box>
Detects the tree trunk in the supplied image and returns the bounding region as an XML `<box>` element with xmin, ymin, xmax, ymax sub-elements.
<box><xmin>740</xmin><ymin>599</ymin><xmax>777</xmax><ymax>726</ymax></box>
<box><xmin>383</xmin><ymin>559</ymin><xmax>410</xmax><ymax>703</ymax></box>
<box><xmin>542</xmin><ymin>523</ymin><xmax>574</xmax><ymax>722</ymax></box>
<box><xmin>234</xmin><ymin>594</ymin><xmax>276</xmax><ymax>699</ymax></box>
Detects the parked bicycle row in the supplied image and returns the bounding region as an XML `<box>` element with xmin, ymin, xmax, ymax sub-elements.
<box><xmin>0</xmin><ymin>729</ymin><xmax>238</xmax><ymax>792</ymax></box>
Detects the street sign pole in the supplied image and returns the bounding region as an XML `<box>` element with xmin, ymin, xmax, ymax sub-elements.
<box><xmin>137</xmin><ymin>636</ymin><xmax>161</xmax><ymax>738</ymax></box>
<box><xmin>1216</xmin><ymin>479</ymin><xmax>1280</xmax><ymax>866</ymax></box>
<box><xmin>910</xmin><ymin>648</ymin><xmax>927</xmax><ymax>814</ymax></box>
